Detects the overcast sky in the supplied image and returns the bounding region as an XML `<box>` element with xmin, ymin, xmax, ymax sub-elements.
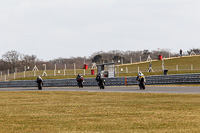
<box><xmin>0</xmin><ymin>0</ymin><xmax>200</xmax><ymax>60</ymax></box>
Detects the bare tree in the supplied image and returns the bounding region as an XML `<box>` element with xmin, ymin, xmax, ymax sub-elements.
<box><xmin>2</xmin><ymin>50</ymin><xmax>21</xmax><ymax>72</ymax></box>
<box><xmin>187</xmin><ymin>48</ymin><xmax>200</xmax><ymax>55</ymax></box>
<box><xmin>22</xmin><ymin>54</ymin><xmax>37</xmax><ymax>70</ymax></box>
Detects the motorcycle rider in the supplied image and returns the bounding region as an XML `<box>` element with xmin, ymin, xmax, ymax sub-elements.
<box><xmin>36</xmin><ymin>76</ymin><xmax>43</xmax><ymax>89</ymax></box>
<box><xmin>76</xmin><ymin>74</ymin><xmax>84</xmax><ymax>87</ymax></box>
<box><xmin>96</xmin><ymin>72</ymin><xmax>105</xmax><ymax>89</ymax></box>
<box><xmin>36</xmin><ymin>76</ymin><xmax>43</xmax><ymax>84</ymax></box>
<box><xmin>136</xmin><ymin>71</ymin><xmax>146</xmax><ymax>90</ymax></box>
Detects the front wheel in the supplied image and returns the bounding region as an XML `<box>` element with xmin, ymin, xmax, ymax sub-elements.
<box><xmin>80</xmin><ymin>81</ymin><xmax>83</xmax><ymax>88</ymax></box>
<box><xmin>139</xmin><ymin>83</ymin><xmax>145</xmax><ymax>90</ymax></box>
<box><xmin>78</xmin><ymin>81</ymin><xmax>83</xmax><ymax>88</ymax></box>
<box><xmin>38</xmin><ymin>83</ymin><xmax>42</xmax><ymax>90</ymax></box>
<box><xmin>99</xmin><ymin>84</ymin><xmax>102</xmax><ymax>89</ymax></box>
<box><xmin>102</xmin><ymin>82</ymin><xmax>105</xmax><ymax>89</ymax></box>
<box><xmin>143</xmin><ymin>84</ymin><xmax>145</xmax><ymax>90</ymax></box>
<box><xmin>99</xmin><ymin>82</ymin><xmax>105</xmax><ymax>89</ymax></box>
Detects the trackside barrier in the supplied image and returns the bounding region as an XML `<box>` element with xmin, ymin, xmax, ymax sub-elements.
<box><xmin>0</xmin><ymin>73</ymin><xmax>200</xmax><ymax>88</ymax></box>
<box><xmin>126</xmin><ymin>73</ymin><xmax>200</xmax><ymax>85</ymax></box>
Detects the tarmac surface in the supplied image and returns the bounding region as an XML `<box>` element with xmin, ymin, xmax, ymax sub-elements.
<box><xmin>0</xmin><ymin>86</ymin><xmax>200</xmax><ymax>94</ymax></box>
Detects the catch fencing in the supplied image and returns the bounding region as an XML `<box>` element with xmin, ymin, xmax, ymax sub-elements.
<box><xmin>0</xmin><ymin>73</ymin><xmax>200</xmax><ymax>88</ymax></box>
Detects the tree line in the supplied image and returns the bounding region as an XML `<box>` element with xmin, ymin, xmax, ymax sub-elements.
<box><xmin>0</xmin><ymin>48</ymin><xmax>199</xmax><ymax>74</ymax></box>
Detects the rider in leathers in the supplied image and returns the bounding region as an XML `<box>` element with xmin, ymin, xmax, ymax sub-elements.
<box><xmin>76</xmin><ymin>74</ymin><xmax>84</xmax><ymax>87</ymax></box>
<box><xmin>136</xmin><ymin>71</ymin><xmax>146</xmax><ymax>90</ymax></box>
<box><xmin>36</xmin><ymin>76</ymin><xmax>43</xmax><ymax>85</ymax></box>
<box><xmin>36</xmin><ymin>76</ymin><xmax>43</xmax><ymax>89</ymax></box>
<box><xmin>96</xmin><ymin>72</ymin><xmax>105</xmax><ymax>88</ymax></box>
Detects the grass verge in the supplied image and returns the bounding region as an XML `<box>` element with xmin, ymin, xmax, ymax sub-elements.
<box><xmin>0</xmin><ymin>91</ymin><xmax>199</xmax><ymax>132</ymax></box>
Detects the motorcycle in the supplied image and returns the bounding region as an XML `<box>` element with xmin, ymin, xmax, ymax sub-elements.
<box><xmin>98</xmin><ymin>79</ymin><xmax>105</xmax><ymax>89</ymax></box>
<box><xmin>77</xmin><ymin>77</ymin><xmax>84</xmax><ymax>88</ymax></box>
<box><xmin>139</xmin><ymin>82</ymin><xmax>145</xmax><ymax>90</ymax></box>
<box><xmin>136</xmin><ymin>75</ymin><xmax>145</xmax><ymax>90</ymax></box>
<box><xmin>36</xmin><ymin>76</ymin><xmax>43</xmax><ymax>90</ymax></box>
<box><xmin>37</xmin><ymin>82</ymin><xmax>43</xmax><ymax>90</ymax></box>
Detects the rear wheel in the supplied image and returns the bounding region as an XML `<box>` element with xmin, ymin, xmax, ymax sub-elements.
<box><xmin>78</xmin><ymin>82</ymin><xmax>82</xmax><ymax>88</ymax></box>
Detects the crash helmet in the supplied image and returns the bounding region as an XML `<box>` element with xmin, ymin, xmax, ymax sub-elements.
<box><xmin>139</xmin><ymin>71</ymin><xmax>144</xmax><ymax>76</ymax></box>
<box><xmin>138</xmin><ymin>71</ymin><xmax>142</xmax><ymax>76</ymax></box>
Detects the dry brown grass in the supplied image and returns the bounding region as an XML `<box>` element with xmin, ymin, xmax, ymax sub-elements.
<box><xmin>0</xmin><ymin>91</ymin><xmax>199</xmax><ymax>132</ymax></box>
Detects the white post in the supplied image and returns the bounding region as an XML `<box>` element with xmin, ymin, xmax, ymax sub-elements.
<box><xmin>15</xmin><ymin>68</ymin><xmax>17</xmax><ymax>74</ymax></box>
<box><xmin>24</xmin><ymin>66</ymin><xmax>26</xmax><ymax>72</ymax></box>
<box><xmin>74</xmin><ymin>63</ymin><xmax>76</xmax><ymax>75</ymax></box>
<box><xmin>176</xmin><ymin>65</ymin><xmax>178</xmax><ymax>71</ymax></box>
<box><xmin>64</xmin><ymin>64</ymin><xmax>66</xmax><ymax>76</ymax></box>
<box><xmin>4</xmin><ymin>75</ymin><xmax>6</xmax><ymax>81</ymax></box>
<box><xmin>64</xmin><ymin>64</ymin><xmax>66</xmax><ymax>70</ymax></box>
<box><xmin>191</xmin><ymin>64</ymin><xmax>193</xmax><ymax>70</ymax></box>
<box><xmin>24</xmin><ymin>71</ymin><xmax>26</xmax><ymax>78</ymax></box>
<box><xmin>118</xmin><ymin>65</ymin><xmax>119</xmax><ymax>76</ymax></box>
<box><xmin>138</xmin><ymin>66</ymin><xmax>140</xmax><ymax>72</ymax></box>
<box><xmin>14</xmin><ymin>72</ymin><xmax>15</xmax><ymax>79</ymax></box>
<box><xmin>130</xmin><ymin>58</ymin><xmax>132</xmax><ymax>64</ymax></box>
<box><xmin>54</xmin><ymin>64</ymin><xmax>56</xmax><ymax>76</ymax></box>
<box><xmin>54</xmin><ymin>70</ymin><xmax>56</xmax><ymax>76</ymax></box>
<box><xmin>126</xmin><ymin>67</ymin><xmax>128</xmax><ymax>73</ymax></box>
<box><xmin>162</xmin><ymin>58</ymin><xmax>164</xmax><ymax>71</ymax></box>
<box><xmin>64</xmin><ymin>70</ymin><xmax>66</xmax><ymax>76</ymax></box>
<box><xmin>84</xmin><ymin>69</ymin><xmax>85</xmax><ymax>75</ymax></box>
<box><xmin>0</xmin><ymin>71</ymin><xmax>2</xmax><ymax>78</ymax></box>
<box><xmin>42</xmin><ymin>64</ymin><xmax>48</xmax><ymax>76</ymax></box>
<box><xmin>140</xmin><ymin>56</ymin><xmax>141</xmax><ymax>62</ymax></box>
<box><xmin>44</xmin><ymin>64</ymin><xmax>46</xmax><ymax>71</ymax></box>
<box><xmin>34</xmin><ymin>71</ymin><xmax>36</xmax><ymax>77</ymax></box>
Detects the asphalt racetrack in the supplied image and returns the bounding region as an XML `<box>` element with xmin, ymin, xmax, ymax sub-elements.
<box><xmin>0</xmin><ymin>86</ymin><xmax>200</xmax><ymax>94</ymax></box>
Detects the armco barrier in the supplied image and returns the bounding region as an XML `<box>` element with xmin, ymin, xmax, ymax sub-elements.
<box><xmin>0</xmin><ymin>73</ymin><xmax>200</xmax><ymax>88</ymax></box>
<box><xmin>126</xmin><ymin>73</ymin><xmax>200</xmax><ymax>85</ymax></box>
